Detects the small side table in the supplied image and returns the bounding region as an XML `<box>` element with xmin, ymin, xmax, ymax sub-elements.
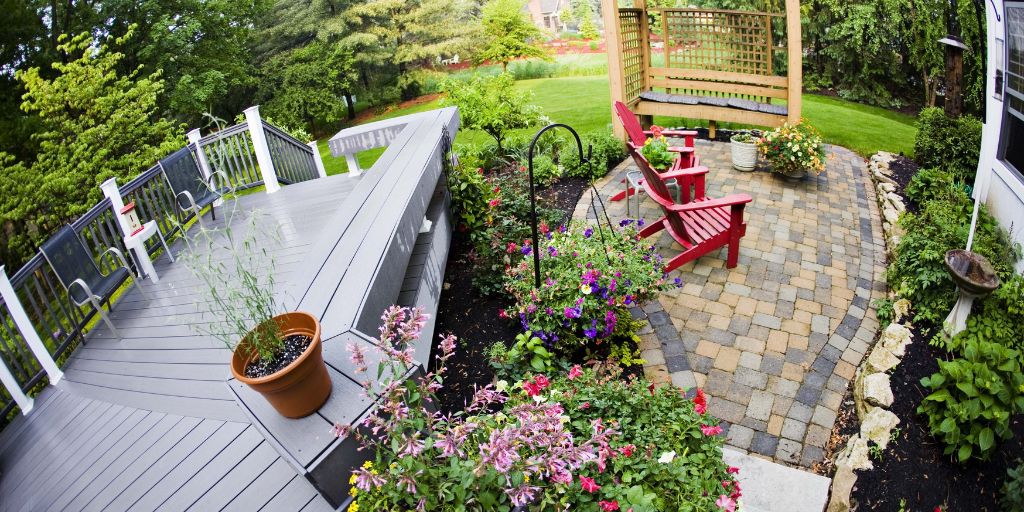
<box><xmin>624</xmin><ymin>169</ymin><xmax>643</xmax><ymax>218</ymax></box>
<box><xmin>123</xmin><ymin>220</ymin><xmax>174</xmax><ymax>283</ymax></box>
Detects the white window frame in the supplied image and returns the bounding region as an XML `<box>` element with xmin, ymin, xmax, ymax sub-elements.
<box><xmin>999</xmin><ymin>2</ymin><xmax>1024</xmax><ymax>182</ymax></box>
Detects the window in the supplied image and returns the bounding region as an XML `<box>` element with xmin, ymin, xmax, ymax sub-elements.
<box><xmin>1001</xmin><ymin>3</ymin><xmax>1024</xmax><ymax>179</ymax></box>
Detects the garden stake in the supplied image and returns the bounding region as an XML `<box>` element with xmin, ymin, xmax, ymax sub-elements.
<box><xmin>527</xmin><ymin>123</ymin><xmax>589</xmax><ymax>289</ymax></box>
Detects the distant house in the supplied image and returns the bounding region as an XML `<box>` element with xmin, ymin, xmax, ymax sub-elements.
<box><xmin>977</xmin><ymin>1</ymin><xmax>1024</xmax><ymax>272</ymax></box>
<box><xmin>526</xmin><ymin>0</ymin><xmax>567</xmax><ymax>33</ymax></box>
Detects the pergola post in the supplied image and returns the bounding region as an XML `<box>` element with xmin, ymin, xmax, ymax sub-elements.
<box><xmin>602</xmin><ymin>0</ymin><xmax>628</xmax><ymax>140</ymax></box>
<box><xmin>785</xmin><ymin>0</ymin><xmax>802</xmax><ymax>124</ymax></box>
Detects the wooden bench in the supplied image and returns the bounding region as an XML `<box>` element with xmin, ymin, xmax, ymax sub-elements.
<box><xmin>632</xmin><ymin>68</ymin><xmax>792</xmax><ymax>137</ymax></box>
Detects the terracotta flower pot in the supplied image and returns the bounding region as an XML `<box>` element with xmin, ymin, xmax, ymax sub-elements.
<box><xmin>231</xmin><ymin>311</ymin><xmax>331</xmax><ymax>418</ymax></box>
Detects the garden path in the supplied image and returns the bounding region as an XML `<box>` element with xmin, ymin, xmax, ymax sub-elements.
<box><xmin>574</xmin><ymin>140</ymin><xmax>887</xmax><ymax>469</ymax></box>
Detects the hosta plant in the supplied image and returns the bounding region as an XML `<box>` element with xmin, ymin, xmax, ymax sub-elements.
<box><xmin>503</xmin><ymin>221</ymin><xmax>674</xmax><ymax>347</ymax></box>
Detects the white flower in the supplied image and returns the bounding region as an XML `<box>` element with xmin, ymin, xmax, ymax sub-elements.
<box><xmin>533</xmin><ymin>394</ymin><xmax>547</xmax><ymax>403</ymax></box>
<box><xmin>495</xmin><ymin>380</ymin><xmax>509</xmax><ymax>392</ymax></box>
<box><xmin>580</xmin><ymin>284</ymin><xmax>591</xmax><ymax>295</ymax></box>
<box><xmin>658</xmin><ymin>451</ymin><xmax>676</xmax><ymax>464</ymax></box>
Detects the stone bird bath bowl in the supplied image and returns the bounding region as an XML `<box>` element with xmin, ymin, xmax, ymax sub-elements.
<box><xmin>943</xmin><ymin>249</ymin><xmax>1000</xmax><ymax>339</ymax></box>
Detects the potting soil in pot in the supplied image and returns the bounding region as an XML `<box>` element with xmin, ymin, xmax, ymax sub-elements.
<box><xmin>244</xmin><ymin>334</ymin><xmax>313</xmax><ymax>379</ymax></box>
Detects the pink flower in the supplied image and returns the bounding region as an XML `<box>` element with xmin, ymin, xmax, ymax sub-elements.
<box><xmin>579</xmin><ymin>401</ymin><xmax>591</xmax><ymax>410</ymax></box>
<box><xmin>599</xmin><ymin>500</ymin><xmax>620</xmax><ymax>511</ymax></box>
<box><xmin>523</xmin><ymin>381</ymin><xmax>541</xmax><ymax>397</ymax></box>
<box><xmin>498</xmin><ymin>308</ymin><xmax>509</xmax><ymax>319</ymax></box>
<box><xmin>693</xmin><ymin>388</ymin><xmax>707</xmax><ymax>415</ymax></box>
<box><xmin>534</xmin><ymin>374</ymin><xmax>550</xmax><ymax>389</ymax></box>
<box><xmin>716</xmin><ymin>495</ymin><xmax>736</xmax><ymax>512</ymax></box>
<box><xmin>579</xmin><ymin>475</ymin><xmax>600</xmax><ymax>493</ymax></box>
<box><xmin>618</xmin><ymin>444</ymin><xmax>635</xmax><ymax>457</ymax></box>
<box><xmin>727</xmin><ymin>466</ymin><xmax>740</xmax><ymax>474</ymax></box>
<box><xmin>568</xmin><ymin>365</ymin><xmax>584</xmax><ymax>380</ymax></box>
<box><xmin>489</xmin><ymin>198</ymin><xmax>501</xmax><ymax>207</ymax></box>
<box><xmin>701</xmin><ymin>424</ymin><xmax>723</xmax><ymax>436</ymax></box>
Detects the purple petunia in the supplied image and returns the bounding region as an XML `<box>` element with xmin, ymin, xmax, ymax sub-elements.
<box><xmin>584</xmin><ymin>228</ymin><xmax>593</xmax><ymax>238</ymax></box>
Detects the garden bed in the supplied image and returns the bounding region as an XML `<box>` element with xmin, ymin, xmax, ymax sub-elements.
<box><xmin>432</xmin><ymin>175</ymin><xmax>589</xmax><ymax>413</ymax></box>
<box><xmin>846</xmin><ymin>322</ymin><xmax>1024</xmax><ymax>511</ymax></box>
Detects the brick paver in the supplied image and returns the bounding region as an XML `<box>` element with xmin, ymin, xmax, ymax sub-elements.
<box><xmin>573</xmin><ymin>140</ymin><xmax>886</xmax><ymax>469</ymax></box>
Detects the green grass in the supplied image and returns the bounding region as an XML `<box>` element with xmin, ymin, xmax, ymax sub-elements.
<box><xmin>317</xmin><ymin>74</ymin><xmax>917</xmax><ymax>173</ymax></box>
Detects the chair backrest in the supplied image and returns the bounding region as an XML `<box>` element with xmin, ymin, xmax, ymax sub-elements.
<box><xmin>160</xmin><ymin>147</ymin><xmax>216</xmax><ymax>211</ymax></box>
<box><xmin>614</xmin><ymin>101</ymin><xmax>649</xmax><ymax>148</ymax></box>
<box><xmin>627</xmin><ymin>144</ymin><xmax>690</xmax><ymax>238</ymax></box>
<box><xmin>39</xmin><ymin>226</ymin><xmax>103</xmax><ymax>298</ymax></box>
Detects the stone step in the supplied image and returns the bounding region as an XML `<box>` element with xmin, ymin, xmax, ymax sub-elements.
<box><xmin>723</xmin><ymin>447</ymin><xmax>831</xmax><ymax>512</ymax></box>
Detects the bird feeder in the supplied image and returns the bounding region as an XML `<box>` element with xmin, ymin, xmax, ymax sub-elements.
<box><xmin>942</xmin><ymin>249</ymin><xmax>1000</xmax><ymax>339</ymax></box>
<box><xmin>120</xmin><ymin>202</ymin><xmax>144</xmax><ymax>236</ymax></box>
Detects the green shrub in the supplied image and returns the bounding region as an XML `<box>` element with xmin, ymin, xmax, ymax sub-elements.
<box><xmin>574</xmin><ymin>132</ymin><xmax>626</xmax><ymax>179</ymax></box>
<box><xmin>1002</xmin><ymin>459</ymin><xmax>1024</xmax><ymax>512</ymax></box>
<box><xmin>529</xmin><ymin>154</ymin><xmax>563</xmax><ymax>186</ymax></box>
<box><xmin>506</xmin><ymin>366</ymin><xmax>741</xmax><ymax>511</ymax></box>
<box><xmin>886</xmin><ymin>193</ymin><xmax>1018</xmax><ymax>329</ymax></box>
<box><xmin>914</xmin><ymin>107</ymin><xmax>983</xmax><ymax>183</ymax></box>
<box><xmin>905</xmin><ymin>167</ymin><xmax>962</xmax><ymax>206</ymax></box>
<box><xmin>446</xmin><ymin>158</ymin><xmax>497</xmax><ymax>233</ymax></box>
<box><xmin>441</xmin><ymin>73</ymin><xmax>545</xmax><ymax>155</ymax></box>
<box><xmin>917</xmin><ymin>335</ymin><xmax>1024</xmax><ymax>462</ymax></box>
<box><xmin>487</xmin><ymin>331</ymin><xmax>557</xmax><ymax>381</ymax></box>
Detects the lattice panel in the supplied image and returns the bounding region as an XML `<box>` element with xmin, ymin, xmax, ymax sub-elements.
<box><xmin>619</xmin><ymin>9</ymin><xmax>646</xmax><ymax>103</ymax></box>
<box><xmin>662</xmin><ymin>9</ymin><xmax>773</xmax><ymax>75</ymax></box>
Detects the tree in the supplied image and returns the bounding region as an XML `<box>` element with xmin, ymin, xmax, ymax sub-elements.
<box><xmin>441</xmin><ymin>73</ymin><xmax>545</xmax><ymax>154</ymax></box>
<box><xmin>477</xmin><ymin>0</ymin><xmax>550</xmax><ymax>72</ymax></box>
<box><xmin>576</xmin><ymin>1</ymin><xmax>600</xmax><ymax>40</ymax></box>
<box><xmin>0</xmin><ymin>31</ymin><xmax>184</xmax><ymax>269</ymax></box>
<box><xmin>260</xmin><ymin>41</ymin><xmax>358</xmax><ymax>133</ymax></box>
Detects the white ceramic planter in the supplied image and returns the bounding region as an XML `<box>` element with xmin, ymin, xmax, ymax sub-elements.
<box><xmin>730</xmin><ymin>137</ymin><xmax>759</xmax><ymax>171</ymax></box>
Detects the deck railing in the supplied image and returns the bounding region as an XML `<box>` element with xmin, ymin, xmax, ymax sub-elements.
<box><xmin>0</xmin><ymin>105</ymin><xmax>326</xmax><ymax>428</ymax></box>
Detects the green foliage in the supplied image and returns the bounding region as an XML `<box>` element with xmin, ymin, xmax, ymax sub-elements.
<box><xmin>917</xmin><ymin>336</ymin><xmax>1024</xmax><ymax>462</ymax></box>
<box><xmin>905</xmin><ymin>167</ymin><xmax>963</xmax><ymax>206</ymax></box>
<box><xmin>1002</xmin><ymin>459</ymin><xmax>1024</xmax><ymax>512</ymax></box>
<box><xmin>477</xmin><ymin>0</ymin><xmax>550</xmax><ymax>72</ymax></box>
<box><xmin>529</xmin><ymin>154</ymin><xmax>563</xmax><ymax>187</ymax></box>
<box><xmin>873</xmin><ymin>298</ymin><xmax>895</xmax><ymax>327</ymax></box>
<box><xmin>441</xmin><ymin>73</ymin><xmax>545</xmax><ymax>154</ymax></box>
<box><xmin>914</xmin><ymin>108</ymin><xmax>983</xmax><ymax>183</ymax></box>
<box><xmin>576</xmin><ymin>132</ymin><xmax>627</xmax><ymax>179</ymax></box>
<box><xmin>886</xmin><ymin>194</ymin><xmax>1018</xmax><ymax>329</ymax></box>
<box><xmin>259</xmin><ymin>41</ymin><xmax>357</xmax><ymax>134</ymax></box>
<box><xmin>487</xmin><ymin>331</ymin><xmax>557</xmax><ymax>381</ymax></box>
<box><xmin>447</xmin><ymin>158</ymin><xmax>498</xmax><ymax>234</ymax></box>
<box><xmin>576</xmin><ymin>1</ymin><xmax>600</xmax><ymax>40</ymax></box>
<box><xmin>638</xmin><ymin>134</ymin><xmax>675</xmax><ymax>172</ymax></box>
<box><xmin>0</xmin><ymin>30</ymin><xmax>184</xmax><ymax>269</ymax></box>
<box><xmin>509</xmin><ymin>366</ymin><xmax>739</xmax><ymax>511</ymax></box>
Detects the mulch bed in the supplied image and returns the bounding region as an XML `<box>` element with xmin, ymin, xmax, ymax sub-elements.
<box><xmin>845</xmin><ymin>323</ymin><xmax>1024</xmax><ymax>511</ymax></box>
<box><xmin>824</xmin><ymin>159</ymin><xmax>1023</xmax><ymax>510</ymax></box>
<box><xmin>431</xmin><ymin>176</ymin><xmax>590</xmax><ymax>414</ymax></box>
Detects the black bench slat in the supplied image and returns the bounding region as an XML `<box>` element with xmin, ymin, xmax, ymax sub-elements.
<box><xmin>639</xmin><ymin>91</ymin><xmax>788</xmax><ymax>116</ymax></box>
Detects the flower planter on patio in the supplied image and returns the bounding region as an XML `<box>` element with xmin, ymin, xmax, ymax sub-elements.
<box><xmin>730</xmin><ymin>134</ymin><xmax>759</xmax><ymax>171</ymax></box>
<box><xmin>230</xmin><ymin>311</ymin><xmax>332</xmax><ymax>418</ymax></box>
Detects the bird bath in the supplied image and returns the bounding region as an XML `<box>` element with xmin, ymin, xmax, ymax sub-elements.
<box><xmin>943</xmin><ymin>249</ymin><xmax>1000</xmax><ymax>339</ymax></box>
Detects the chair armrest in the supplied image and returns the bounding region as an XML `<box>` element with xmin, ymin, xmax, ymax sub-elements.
<box><xmin>667</xmin><ymin>146</ymin><xmax>695</xmax><ymax>154</ymax></box>
<box><xmin>662</xmin><ymin>129</ymin><xmax>697</xmax><ymax>137</ymax></box>
<box><xmin>668</xmin><ymin>194</ymin><xmax>753</xmax><ymax>213</ymax></box>
<box><xmin>207</xmin><ymin>170</ymin><xmax>231</xmax><ymax>196</ymax></box>
<box><xmin>100</xmin><ymin>247</ymin><xmax>132</xmax><ymax>277</ymax></box>
<box><xmin>176</xmin><ymin>190</ymin><xmax>199</xmax><ymax>213</ymax></box>
<box><xmin>661</xmin><ymin>166</ymin><xmax>709</xmax><ymax>180</ymax></box>
<box><xmin>69</xmin><ymin>278</ymin><xmax>97</xmax><ymax>304</ymax></box>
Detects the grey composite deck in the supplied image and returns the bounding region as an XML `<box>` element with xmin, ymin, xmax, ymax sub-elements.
<box><xmin>0</xmin><ymin>107</ymin><xmax>460</xmax><ymax>511</ymax></box>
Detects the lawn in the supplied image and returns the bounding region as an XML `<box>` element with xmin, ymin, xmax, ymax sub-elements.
<box><xmin>318</xmin><ymin>75</ymin><xmax>918</xmax><ymax>175</ymax></box>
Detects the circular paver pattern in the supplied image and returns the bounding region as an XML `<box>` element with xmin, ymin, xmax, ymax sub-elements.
<box><xmin>573</xmin><ymin>140</ymin><xmax>887</xmax><ymax>469</ymax></box>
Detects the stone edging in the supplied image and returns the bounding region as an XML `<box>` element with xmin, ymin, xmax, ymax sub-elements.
<box><xmin>825</xmin><ymin>151</ymin><xmax>913</xmax><ymax>512</ymax></box>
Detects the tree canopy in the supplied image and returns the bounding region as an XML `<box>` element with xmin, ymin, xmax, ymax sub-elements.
<box><xmin>477</xmin><ymin>0</ymin><xmax>549</xmax><ymax>72</ymax></box>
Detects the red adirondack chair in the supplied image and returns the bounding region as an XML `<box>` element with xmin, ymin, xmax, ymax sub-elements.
<box><xmin>628</xmin><ymin>144</ymin><xmax>753</xmax><ymax>270</ymax></box>
<box><xmin>610</xmin><ymin>101</ymin><xmax>700</xmax><ymax>203</ymax></box>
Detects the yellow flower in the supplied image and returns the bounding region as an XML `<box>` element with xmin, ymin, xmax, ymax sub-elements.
<box><xmin>349</xmin><ymin>474</ymin><xmax>358</xmax><ymax>485</ymax></box>
<box><xmin>350</xmin><ymin>502</ymin><xmax>360</xmax><ymax>512</ymax></box>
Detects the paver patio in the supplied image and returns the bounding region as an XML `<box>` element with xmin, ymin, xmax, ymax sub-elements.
<box><xmin>575</xmin><ymin>140</ymin><xmax>887</xmax><ymax>469</ymax></box>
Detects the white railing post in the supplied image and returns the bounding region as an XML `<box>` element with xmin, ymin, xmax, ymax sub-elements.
<box><xmin>0</xmin><ymin>266</ymin><xmax>63</xmax><ymax>386</ymax></box>
<box><xmin>0</xmin><ymin>357</ymin><xmax>33</xmax><ymax>415</ymax></box>
<box><xmin>186</xmin><ymin>129</ymin><xmax>214</xmax><ymax>181</ymax></box>
<box><xmin>100</xmin><ymin>178</ymin><xmax>130</xmax><ymax>236</ymax></box>
<box><xmin>344</xmin><ymin>153</ymin><xmax>363</xmax><ymax>176</ymax></box>
<box><xmin>243</xmin><ymin>106</ymin><xmax>281</xmax><ymax>194</ymax></box>
<box><xmin>308</xmin><ymin>141</ymin><xmax>328</xmax><ymax>179</ymax></box>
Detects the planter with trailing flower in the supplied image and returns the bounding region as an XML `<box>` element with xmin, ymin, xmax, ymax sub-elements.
<box><xmin>730</xmin><ymin>132</ymin><xmax>759</xmax><ymax>171</ymax></box>
<box><xmin>758</xmin><ymin>119</ymin><xmax>827</xmax><ymax>181</ymax></box>
<box><xmin>182</xmin><ymin>211</ymin><xmax>332</xmax><ymax>418</ymax></box>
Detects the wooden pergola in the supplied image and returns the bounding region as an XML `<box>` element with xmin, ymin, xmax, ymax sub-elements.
<box><xmin>602</xmin><ymin>0</ymin><xmax>802</xmax><ymax>138</ymax></box>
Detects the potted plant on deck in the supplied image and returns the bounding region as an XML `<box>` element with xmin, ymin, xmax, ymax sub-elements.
<box><xmin>730</xmin><ymin>132</ymin><xmax>759</xmax><ymax>171</ymax></box>
<box><xmin>181</xmin><ymin>212</ymin><xmax>332</xmax><ymax>418</ymax></box>
<box><xmin>758</xmin><ymin>119</ymin><xmax>827</xmax><ymax>181</ymax></box>
<box><xmin>639</xmin><ymin>126</ymin><xmax>676</xmax><ymax>172</ymax></box>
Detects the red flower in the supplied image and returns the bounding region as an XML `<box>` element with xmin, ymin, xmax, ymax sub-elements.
<box><xmin>579</xmin><ymin>475</ymin><xmax>600</xmax><ymax>493</ymax></box>
<box><xmin>498</xmin><ymin>308</ymin><xmax>509</xmax><ymax>319</ymax></box>
<box><xmin>489</xmin><ymin>198</ymin><xmax>500</xmax><ymax>207</ymax></box>
<box><xmin>506</xmin><ymin>242</ymin><xmax>518</xmax><ymax>254</ymax></box>
<box><xmin>540</xmin><ymin>222</ymin><xmax>550</xmax><ymax>234</ymax></box>
<box><xmin>701</xmin><ymin>424</ymin><xmax>723</xmax><ymax>436</ymax></box>
<box><xmin>693</xmin><ymin>388</ymin><xmax>707</xmax><ymax>415</ymax></box>
<box><xmin>523</xmin><ymin>381</ymin><xmax>541</xmax><ymax>397</ymax></box>
<box><xmin>579</xmin><ymin>401</ymin><xmax>591</xmax><ymax>410</ymax></box>
<box><xmin>619</xmin><ymin>444</ymin><xmax>635</xmax><ymax>457</ymax></box>
<box><xmin>534</xmin><ymin>374</ymin><xmax>550</xmax><ymax>389</ymax></box>
<box><xmin>568</xmin><ymin>365</ymin><xmax>584</xmax><ymax>380</ymax></box>
<box><xmin>726</xmin><ymin>466</ymin><xmax>740</xmax><ymax>474</ymax></box>
<box><xmin>650</xmin><ymin>125</ymin><xmax>663</xmax><ymax>138</ymax></box>
<box><xmin>599</xmin><ymin>500</ymin><xmax>620</xmax><ymax>511</ymax></box>
<box><xmin>647</xmin><ymin>382</ymin><xmax>657</xmax><ymax>395</ymax></box>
